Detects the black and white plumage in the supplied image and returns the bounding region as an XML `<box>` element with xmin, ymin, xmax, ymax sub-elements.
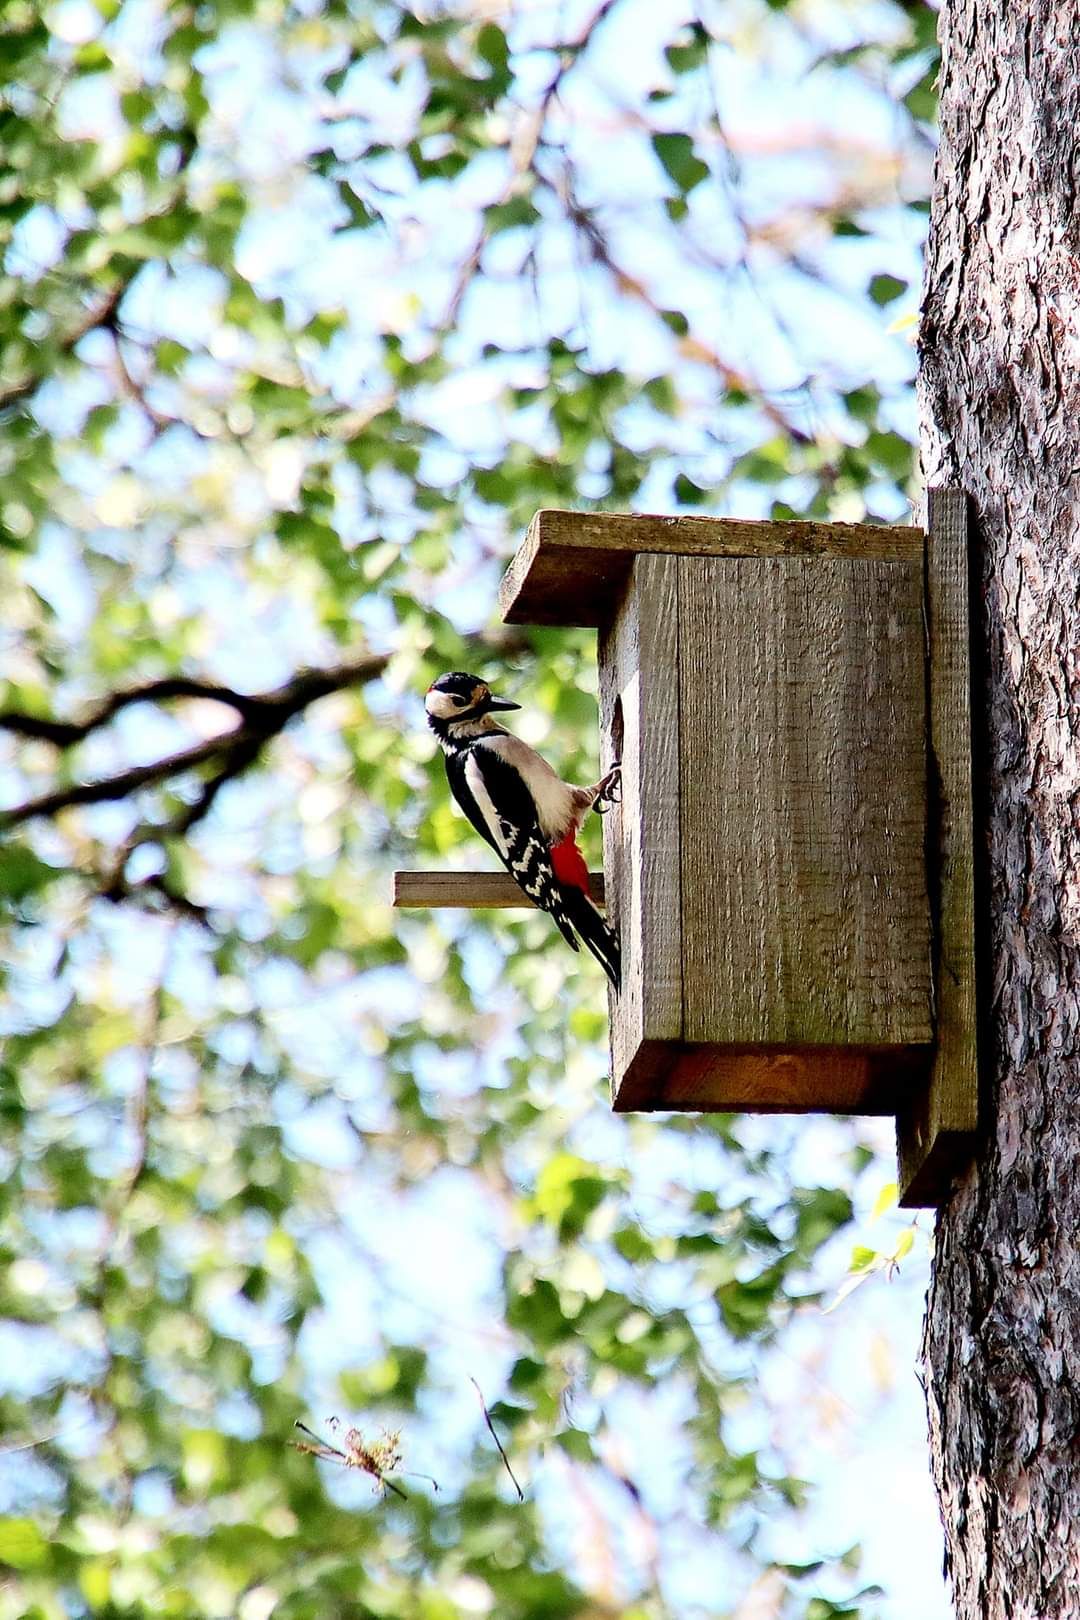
<box><xmin>425</xmin><ymin>671</ymin><xmax>621</xmax><ymax>989</ymax></box>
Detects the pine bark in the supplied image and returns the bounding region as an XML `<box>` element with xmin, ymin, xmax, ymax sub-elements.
<box><xmin>919</xmin><ymin>5</ymin><xmax>1080</xmax><ymax>1616</ymax></box>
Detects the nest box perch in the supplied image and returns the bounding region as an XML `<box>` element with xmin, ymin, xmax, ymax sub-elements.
<box><xmin>395</xmin><ymin>489</ymin><xmax>978</xmax><ymax>1208</ymax></box>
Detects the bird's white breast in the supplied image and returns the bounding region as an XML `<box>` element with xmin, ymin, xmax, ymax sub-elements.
<box><xmin>477</xmin><ymin>733</ymin><xmax>578</xmax><ymax>841</ymax></box>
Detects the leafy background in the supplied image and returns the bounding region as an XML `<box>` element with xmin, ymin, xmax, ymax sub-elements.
<box><xmin>0</xmin><ymin>1</ymin><xmax>943</xmax><ymax>1616</ymax></box>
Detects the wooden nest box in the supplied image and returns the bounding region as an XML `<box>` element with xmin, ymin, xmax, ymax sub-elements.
<box><xmin>495</xmin><ymin>489</ymin><xmax>978</xmax><ymax>1207</ymax></box>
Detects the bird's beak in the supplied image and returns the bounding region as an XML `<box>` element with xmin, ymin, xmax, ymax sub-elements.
<box><xmin>485</xmin><ymin>694</ymin><xmax>520</xmax><ymax>712</ymax></box>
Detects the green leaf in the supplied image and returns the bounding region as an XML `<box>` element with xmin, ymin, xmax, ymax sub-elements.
<box><xmin>486</xmin><ymin>195</ymin><xmax>540</xmax><ymax>234</ymax></box>
<box><xmin>0</xmin><ymin>1518</ymin><xmax>47</xmax><ymax>1570</ymax></box>
<box><xmin>476</xmin><ymin>22</ymin><xmax>509</xmax><ymax>73</ymax></box>
<box><xmin>554</xmin><ymin>1427</ymin><xmax>595</xmax><ymax>1463</ymax></box>
<box><xmin>842</xmin><ymin>385</ymin><xmax>881</xmax><ymax>426</ymax></box>
<box><xmin>674</xmin><ymin>472</ymin><xmax>708</xmax><ymax>505</ymax></box>
<box><xmin>665</xmin><ymin>24</ymin><xmax>709</xmax><ymax>75</ymax></box>
<box><xmin>530</xmin><ymin>1153</ymin><xmax>611</xmax><ymax>1240</ymax></box>
<box><xmin>865</xmin><ymin>429</ymin><xmax>913</xmax><ymax>476</ymax></box>
<box><xmin>651</xmin><ymin>132</ymin><xmax>710</xmax><ymax>195</ymax></box>
<box><xmin>717</xmin><ymin>1264</ymin><xmax>787</xmax><ymax>1338</ymax></box>
<box><xmin>868</xmin><ymin>273</ymin><xmax>907</xmax><ymax>306</ymax></box>
<box><xmin>660</xmin><ymin>308</ymin><xmax>689</xmax><ymax>336</ymax></box>
<box><xmin>0</xmin><ymin>846</ymin><xmax>66</xmax><ymax>903</ymax></box>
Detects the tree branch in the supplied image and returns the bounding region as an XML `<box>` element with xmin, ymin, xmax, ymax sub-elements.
<box><xmin>0</xmin><ymin>652</ymin><xmax>390</xmax><ymax>828</ymax></box>
<box><xmin>98</xmin><ymin>733</ymin><xmax>265</xmax><ymax>914</ymax></box>
<box><xmin>0</xmin><ymin>674</ymin><xmax>282</xmax><ymax>747</ymax></box>
<box><xmin>0</xmin><ymin>281</ymin><xmax>130</xmax><ymax>413</ymax></box>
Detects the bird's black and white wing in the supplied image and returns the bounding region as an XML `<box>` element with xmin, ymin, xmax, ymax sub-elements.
<box><xmin>445</xmin><ymin>744</ymin><xmax>580</xmax><ymax>951</ymax></box>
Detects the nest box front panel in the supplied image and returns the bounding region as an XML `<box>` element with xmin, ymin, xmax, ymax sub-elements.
<box><xmin>600</xmin><ymin>549</ymin><xmax>934</xmax><ymax>1114</ymax></box>
<box><xmin>679</xmin><ymin>553</ymin><xmax>932</xmax><ymax>1050</ymax></box>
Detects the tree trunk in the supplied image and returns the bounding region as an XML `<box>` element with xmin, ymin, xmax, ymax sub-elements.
<box><xmin>919</xmin><ymin>5</ymin><xmax>1080</xmax><ymax>1616</ymax></box>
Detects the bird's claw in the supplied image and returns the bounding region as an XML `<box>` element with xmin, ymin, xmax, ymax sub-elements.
<box><xmin>594</xmin><ymin>762</ymin><xmax>622</xmax><ymax>814</ymax></box>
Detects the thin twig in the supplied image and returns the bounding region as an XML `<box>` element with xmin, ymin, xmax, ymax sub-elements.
<box><xmin>561</xmin><ymin>178</ymin><xmax>814</xmax><ymax>446</ymax></box>
<box><xmin>470</xmin><ymin>1376</ymin><xmax>524</xmax><ymax>1500</ymax></box>
<box><xmin>107</xmin><ymin>327</ymin><xmax>177</xmax><ymax>434</ymax></box>
<box><xmin>125</xmin><ymin>872</ymin><xmax>213</xmax><ymax>925</ymax></box>
<box><xmin>440</xmin><ymin>0</ymin><xmax>622</xmax><ymax>334</ymax></box>
<box><xmin>292</xmin><ymin>1420</ymin><xmax>409</xmax><ymax>1500</ymax></box>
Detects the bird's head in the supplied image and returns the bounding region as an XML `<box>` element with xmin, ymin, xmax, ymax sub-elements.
<box><xmin>424</xmin><ymin>672</ymin><xmax>520</xmax><ymax>742</ymax></box>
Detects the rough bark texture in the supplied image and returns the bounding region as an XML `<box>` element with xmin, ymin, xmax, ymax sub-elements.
<box><xmin>919</xmin><ymin>5</ymin><xmax>1080</xmax><ymax>1616</ymax></box>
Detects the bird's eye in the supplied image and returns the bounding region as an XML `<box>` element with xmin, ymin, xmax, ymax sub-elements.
<box><xmin>452</xmin><ymin>696</ymin><xmax>466</xmax><ymax>707</ymax></box>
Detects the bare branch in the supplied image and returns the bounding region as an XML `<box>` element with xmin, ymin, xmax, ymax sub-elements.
<box><xmin>98</xmin><ymin>734</ymin><xmax>265</xmax><ymax>915</ymax></box>
<box><xmin>0</xmin><ymin>652</ymin><xmax>390</xmax><ymax>828</ymax></box>
<box><xmin>164</xmin><ymin>734</ymin><xmax>265</xmax><ymax>838</ymax></box>
<box><xmin>0</xmin><ymin>674</ymin><xmax>283</xmax><ymax>748</ymax></box>
<box><xmin>120</xmin><ymin>873</ymin><xmax>213</xmax><ymax>926</ymax></box>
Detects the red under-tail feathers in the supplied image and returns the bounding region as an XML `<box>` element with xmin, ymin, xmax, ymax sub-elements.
<box><xmin>548</xmin><ymin>833</ymin><xmax>620</xmax><ymax>990</ymax></box>
<box><xmin>549</xmin><ymin>833</ymin><xmax>590</xmax><ymax>892</ymax></box>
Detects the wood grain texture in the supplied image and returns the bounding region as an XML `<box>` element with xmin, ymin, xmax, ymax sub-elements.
<box><xmin>897</xmin><ymin>488</ymin><xmax>979</xmax><ymax>1206</ymax></box>
<box><xmin>392</xmin><ymin>870</ymin><xmax>605</xmax><ymax>908</ymax></box>
<box><xmin>610</xmin><ymin>1043</ymin><xmax>927</xmax><ymax>1115</ymax></box>
<box><xmin>678</xmin><ymin>553</ymin><xmax>933</xmax><ymax>1059</ymax></box>
<box><xmin>499</xmin><ymin>507</ymin><xmax>924</xmax><ymax>628</ymax></box>
<box><xmin>599</xmin><ymin>554</ymin><xmax>683</xmax><ymax>1105</ymax></box>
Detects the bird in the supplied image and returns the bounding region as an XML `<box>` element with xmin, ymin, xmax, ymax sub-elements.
<box><xmin>424</xmin><ymin>671</ymin><xmax>621</xmax><ymax>989</ymax></box>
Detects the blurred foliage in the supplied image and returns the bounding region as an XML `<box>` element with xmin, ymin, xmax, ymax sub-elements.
<box><xmin>0</xmin><ymin>1</ymin><xmax>936</xmax><ymax>1617</ymax></box>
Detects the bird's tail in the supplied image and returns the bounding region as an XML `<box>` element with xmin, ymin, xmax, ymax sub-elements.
<box><xmin>559</xmin><ymin>885</ymin><xmax>620</xmax><ymax>991</ymax></box>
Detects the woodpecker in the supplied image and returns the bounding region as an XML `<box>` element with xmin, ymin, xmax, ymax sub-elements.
<box><xmin>425</xmin><ymin>671</ymin><xmax>621</xmax><ymax>989</ymax></box>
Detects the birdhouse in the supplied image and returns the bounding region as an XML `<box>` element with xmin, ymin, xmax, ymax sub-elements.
<box><xmin>494</xmin><ymin>489</ymin><xmax>979</xmax><ymax>1207</ymax></box>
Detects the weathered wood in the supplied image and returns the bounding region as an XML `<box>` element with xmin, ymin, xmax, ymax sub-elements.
<box><xmin>599</xmin><ymin>554</ymin><xmax>683</xmax><ymax>1105</ymax></box>
<box><xmin>499</xmin><ymin>508</ymin><xmax>924</xmax><ymax>629</ymax></box>
<box><xmin>897</xmin><ymin>488</ymin><xmax>979</xmax><ymax>1205</ymax></box>
<box><xmin>392</xmin><ymin>870</ymin><xmax>605</xmax><ymax>909</ymax></box>
<box><xmin>494</xmin><ymin>496</ymin><xmax>976</xmax><ymax>1201</ymax></box>
<box><xmin>611</xmin><ymin>1044</ymin><xmax>926</xmax><ymax>1116</ymax></box>
<box><xmin>678</xmin><ymin>553</ymin><xmax>933</xmax><ymax>1065</ymax></box>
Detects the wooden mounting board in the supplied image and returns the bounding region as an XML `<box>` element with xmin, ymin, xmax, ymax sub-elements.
<box><xmin>392</xmin><ymin>870</ymin><xmax>605</xmax><ymax>909</ymax></box>
<box><xmin>896</xmin><ymin>487</ymin><xmax>979</xmax><ymax>1206</ymax></box>
<box><xmin>499</xmin><ymin>508</ymin><xmax>923</xmax><ymax>628</ymax></box>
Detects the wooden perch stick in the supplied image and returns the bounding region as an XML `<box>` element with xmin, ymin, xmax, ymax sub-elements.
<box><xmin>392</xmin><ymin>871</ymin><xmax>605</xmax><ymax>909</ymax></box>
